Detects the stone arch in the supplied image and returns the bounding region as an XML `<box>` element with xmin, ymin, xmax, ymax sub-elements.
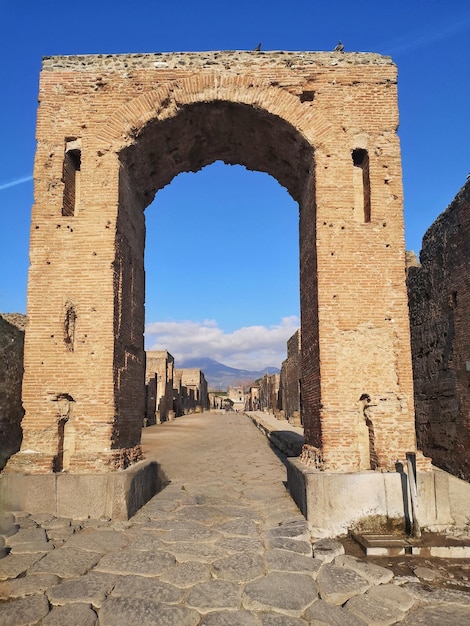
<box><xmin>8</xmin><ymin>52</ymin><xmax>420</xmax><ymax>479</ymax></box>
<box><xmin>96</xmin><ymin>74</ymin><xmax>335</xmax><ymax>159</ymax></box>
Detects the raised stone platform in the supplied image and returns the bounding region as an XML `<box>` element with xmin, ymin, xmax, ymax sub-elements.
<box><xmin>0</xmin><ymin>460</ymin><xmax>167</xmax><ymax>520</ymax></box>
<box><xmin>287</xmin><ymin>458</ymin><xmax>470</xmax><ymax>538</ymax></box>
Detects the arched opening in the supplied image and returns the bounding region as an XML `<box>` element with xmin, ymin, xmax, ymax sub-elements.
<box><xmin>114</xmin><ymin>99</ymin><xmax>319</xmax><ymax>459</ymax></box>
<box><xmin>144</xmin><ymin>161</ymin><xmax>300</xmax><ymax>346</ymax></box>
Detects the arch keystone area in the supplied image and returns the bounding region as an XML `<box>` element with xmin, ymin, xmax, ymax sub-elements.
<box><xmin>2</xmin><ymin>51</ymin><xmax>435</xmax><ymax>531</ymax></box>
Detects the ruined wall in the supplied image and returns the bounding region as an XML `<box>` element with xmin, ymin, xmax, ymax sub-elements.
<box><xmin>280</xmin><ymin>330</ymin><xmax>302</xmax><ymax>422</ymax></box>
<box><xmin>0</xmin><ymin>314</ymin><xmax>26</xmax><ymax>470</ymax></box>
<box><xmin>145</xmin><ymin>350</ymin><xmax>174</xmax><ymax>424</ymax></box>
<box><xmin>407</xmin><ymin>180</ymin><xmax>470</xmax><ymax>480</ymax></box>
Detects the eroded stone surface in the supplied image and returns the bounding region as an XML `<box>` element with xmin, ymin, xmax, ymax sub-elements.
<box><xmin>335</xmin><ymin>554</ymin><xmax>394</xmax><ymax>585</ymax></box>
<box><xmin>403</xmin><ymin>582</ymin><xmax>470</xmax><ymax>606</ymax></box>
<box><xmin>211</xmin><ymin>552</ymin><xmax>265</xmax><ymax>582</ymax></box>
<box><xmin>0</xmin><ymin>593</ymin><xmax>50</xmax><ymax>626</ymax></box>
<box><xmin>317</xmin><ymin>563</ymin><xmax>370</xmax><ymax>605</ymax></box>
<box><xmin>160</xmin><ymin>560</ymin><xmax>211</xmax><ymax>587</ymax></box>
<box><xmin>0</xmin><ymin>553</ymin><xmax>45</xmax><ymax>580</ymax></box>
<box><xmin>111</xmin><ymin>574</ymin><xmax>184</xmax><ymax>604</ymax></box>
<box><xmin>0</xmin><ymin>573</ymin><xmax>60</xmax><ymax>599</ymax></box>
<box><xmin>400</xmin><ymin>604</ymin><xmax>470</xmax><ymax>625</ymax></box>
<box><xmin>313</xmin><ymin>538</ymin><xmax>345</xmax><ymax>563</ymax></box>
<box><xmin>29</xmin><ymin>547</ymin><xmax>102</xmax><ymax>578</ymax></box>
<box><xmin>99</xmin><ymin>596</ymin><xmax>200</xmax><ymax>626</ymax></box>
<box><xmin>199</xmin><ymin>610</ymin><xmax>260</xmax><ymax>625</ymax></box>
<box><xmin>265</xmin><ymin>548</ymin><xmax>322</xmax><ymax>576</ymax></box>
<box><xmin>47</xmin><ymin>571</ymin><xmax>116</xmax><ymax>607</ymax></box>
<box><xmin>345</xmin><ymin>592</ymin><xmax>407</xmax><ymax>625</ymax></box>
<box><xmin>242</xmin><ymin>572</ymin><xmax>318</xmax><ymax>617</ymax></box>
<box><xmin>41</xmin><ymin>603</ymin><xmax>98</xmax><ymax>626</ymax></box>
<box><xmin>65</xmin><ymin>529</ymin><xmax>129</xmax><ymax>553</ymax></box>
<box><xmin>216</xmin><ymin>537</ymin><xmax>265</xmax><ymax>554</ymax></box>
<box><xmin>305</xmin><ymin>599</ymin><xmax>368</xmax><ymax>626</ymax></box>
<box><xmin>95</xmin><ymin>548</ymin><xmax>175</xmax><ymax>576</ymax></box>
<box><xmin>186</xmin><ymin>580</ymin><xmax>242</xmax><ymax>612</ymax></box>
<box><xmin>265</xmin><ymin>537</ymin><xmax>312</xmax><ymax>556</ymax></box>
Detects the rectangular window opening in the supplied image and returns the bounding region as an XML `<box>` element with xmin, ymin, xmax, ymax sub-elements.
<box><xmin>62</xmin><ymin>141</ymin><xmax>81</xmax><ymax>217</ymax></box>
<box><xmin>352</xmin><ymin>148</ymin><xmax>371</xmax><ymax>223</ymax></box>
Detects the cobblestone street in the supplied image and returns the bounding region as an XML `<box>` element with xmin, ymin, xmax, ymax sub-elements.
<box><xmin>1</xmin><ymin>411</ymin><xmax>470</xmax><ymax>625</ymax></box>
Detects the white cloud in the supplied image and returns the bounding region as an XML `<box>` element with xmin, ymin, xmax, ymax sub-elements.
<box><xmin>145</xmin><ymin>316</ymin><xmax>300</xmax><ymax>370</ymax></box>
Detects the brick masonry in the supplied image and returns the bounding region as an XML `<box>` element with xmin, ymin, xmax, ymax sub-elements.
<box><xmin>6</xmin><ymin>50</ymin><xmax>418</xmax><ymax>473</ymax></box>
<box><xmin>407</xmin><ymin>179</ymin><xmax>470</xmax><ymax>480</ymax></box>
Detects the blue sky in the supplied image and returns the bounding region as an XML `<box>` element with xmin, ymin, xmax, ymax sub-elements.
<box><xmin>1</xmin><ymin>1</ymin><xmax>469</xmax><ymax>369</ymax></box>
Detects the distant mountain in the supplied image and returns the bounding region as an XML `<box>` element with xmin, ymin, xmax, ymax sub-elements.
<box><xmin>178</xmin><ymin>357</ymin><xmax>279</xmax><ymax>390</ymax></box>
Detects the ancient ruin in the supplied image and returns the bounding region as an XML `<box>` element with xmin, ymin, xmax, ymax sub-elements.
<box><xmin>2</xmin><ymin>50</ymin><xmax>433</xmax><ymax>523</ymax></box>
<box><xmin>407</xmin><ymin>179</ymin><xmax>470</xmax><ymax>481</ymax></box>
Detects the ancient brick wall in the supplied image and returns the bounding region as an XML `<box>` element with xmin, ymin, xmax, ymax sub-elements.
<box><xmin>0</xmin><ymin>314</ymin><xmax>26</xmax><ymax>470</ymax></box>
<box><xmin>407</xmin><ymin>180</ymin><xmax>470</xmax><ymax>480</ymax></box>
<box><xmin>145</xmin><ymin>350</ymin><xmax>174</xmax><ymax>424</ymax></box>
<box><xmin>7</xmin><ymin>50</ymin><xmax>419</xmax><ymax>474</ymax></box>
<box><xmin>280</xmin><ymin>330</ymin><xmax>302</xmax><ymax>422</ymax></box>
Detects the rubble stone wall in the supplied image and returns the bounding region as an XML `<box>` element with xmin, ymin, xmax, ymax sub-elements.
<box><xmin>407</xmin><ymin>180</ymin><xmax>470</xmax><ymax>480</ymax></box>
<box><xmin>0</xmin><ymin>314</ymin><xmax>26</xmax><ymax>470</ymax></box>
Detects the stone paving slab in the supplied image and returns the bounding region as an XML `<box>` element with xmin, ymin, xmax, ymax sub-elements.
<box><xmin>41</xmin><ymin>602</ymin><xmax>98</xmax><ymax>626</ymax></box>
<box><xmin>165</xmin><ymin>540</ymin><xmax>227</xmax><ymax>562</ymax></box>
<box><xmin>312</xmin><ymin>538</ymin><xmax>345</xmax><ymax>562</ymax></box>
<box><xmin>8</xmin><ymin>540</ymin><xmax>53</xmax><ymax>554</ymax></box>
<box><xmin>403</xmin><ymin>581</ymin><xmax>470</xmax><ymax>606</ymax></box>
<box><xmin>0</xmin><ymin>572</ymin><xmax>60</xmax><ymax>599</ymax></box>
<box><xmin>111</xmin><ymin>574</ymin><xmax>184</xmax><ymax>604</ymax></box>
<box><xmin>265</xmin><ymin>536</ymin><xmax>312</xmax><ymax>556</ymax></box>
<box><xmin>159</xmin><ymin>560</ymin><xmax>211</xmax><ymax>587</ymax></box>
<box><xmin>99</xmin><ymin>596</ymin><xmax>201</xmax><ymax>626</ymax></box>
<box><xmin>215</xmin><ymin>517</ymin><xmax>260</xmax><ymax>537</ymax></box>
<box><xmin>0</xmin><ymin>552</ymin><xmax>45</xmax><ymax>580</ymax></box>
<box><xmin>47</xmin><ymin>571</ymin><xmax>116</xmax><ymax>607</ymax></box>
<box><xmin>199</xmin><ymin>610</ymin><xmax>260</xmax><ymax>625</ymax></box>
<box><xmin>259</xmin><ymin>614</ymin><xmax>310</xmax><ymax>626</ymax></box>
<box><xmin>186</xmin><ymin>579</ymin><xmax>242</xmax><ymax>612</ymax></box>
<box><xmin>216</xmin><ymin>536</ymin><xmax>265</xmax><ymax>554</ymax></box>
<box><xmin>316</xmin><ymin>563</ymin><xmax>371</xmax><ymax>605</ymax></box>
<box><xmin>345</xmin><ymin>591</ymin><xmax>408</xmax><ymax>625</ymax></box>
<box><xmin>5</xmin><ymin>526</ymin><xmax>47</xmax><ymax>545</ymax></box>
<box><xmin>0</xmin><ymin>592</ymin><xmax>50</xmax><ymax>625</ymax></box>
<box><xmin>62</xmin><ymin>528</ymin><xmax>129</xmax><ymax>553</ymax></box>
<box><xmin>29</xmin><ymin>547</ymin><xmax>102</xmax><ymax>578</ymax></box>
<box><xmin>211</xmin><ymin>551</ymin><xmax>265</xmax><ymax>582</ymax></box>
<box><xmin>305</xmin><ymin>598</ymin><xmax>368</xmax><ymax>626</ymax></box>
<box><xmin>95</xmin><ymin>547</ymin><xmax>175</xmax><ymax>576</ymax></box>
<box><xmin>265</xmin><ymin>548</ymin><xmax>323</xmax><ymax>576</ymax></box>
<box><xmin>335</xmin><ymin>554</ymin><xmax>394</xmax><ymax>585</ymax></box>
<box><xmin>2</xmin><ymin>412</ymin><xmax>470</xmax><ymax>625</ymax></box>
<box><xmin>400</xmin><ymin>604</ymin><xmax>470</xmax><ymax>625</ymax></box>
<box><xmin>242</xmin><ymin>572</ymin><xmax>318</xmax><ymax>617</ymax></box>
<box><xmin>122</xmin><ymin>528</ymin><xmax>165</xmax><ymax>551</ymax></box>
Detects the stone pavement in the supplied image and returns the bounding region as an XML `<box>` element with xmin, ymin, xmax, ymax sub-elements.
<box><xmin>1</xmin><ymin>411</ymin><xmax>470</xmax><ymax>625</ymax></box>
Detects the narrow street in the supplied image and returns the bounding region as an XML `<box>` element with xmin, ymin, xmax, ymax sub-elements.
<box><xmin>1</xmin><ymin>412</ymin><xmax>470</xmax><ymax>625</ymax></box>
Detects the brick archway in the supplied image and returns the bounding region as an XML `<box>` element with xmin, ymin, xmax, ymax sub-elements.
<box><xmin>8</xmin><ymin>51</ymin><xmax>419</xmax><ymax>477</ymax></box>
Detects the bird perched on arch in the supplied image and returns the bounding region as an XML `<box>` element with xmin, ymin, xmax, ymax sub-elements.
<box><xmin>253</xmin><ymin>43</ymin><xmax>262</xmax><ymax>52</ymax></box>
<box><xmin>334</xmin><ymin>41</ymin><xmax>344</xmax><ymax>52</ymax></box>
